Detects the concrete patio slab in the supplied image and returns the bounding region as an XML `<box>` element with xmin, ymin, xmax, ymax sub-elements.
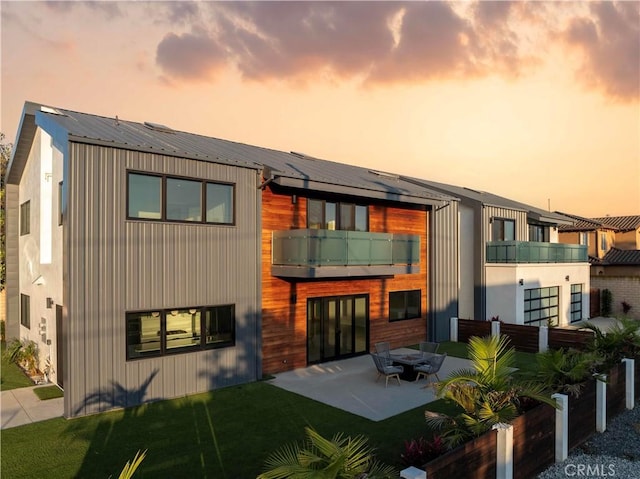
<box><xmin>269</xmin><ymin>348</ymin><xmax>471</xmax><ymax>421</ymax></box>
<box><xmin>1</xmin><ymin>385</ymin><xmax>64</xmax><ymax>429</ymax></box>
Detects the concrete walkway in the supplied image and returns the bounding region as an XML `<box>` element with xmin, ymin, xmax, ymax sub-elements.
<box><xmin>1</xmin><ymin>385</ymin><xmax>64</xmax><ymax>429</ymax></box>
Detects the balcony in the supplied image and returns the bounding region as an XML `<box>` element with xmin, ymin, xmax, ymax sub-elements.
<box><xmin>272</xmin><ymin>229</ymin><xmax>420</xmax><ymax>278</ymax></box>
<box><xmin>486</xmin><ymin>241</ymin><xmax>587</xmax><ymax>264</ymax></box>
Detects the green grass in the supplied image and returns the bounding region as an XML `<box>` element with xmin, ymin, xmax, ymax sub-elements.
<box><xmin>1</xmin><ymin>381</ymin><xmax>435</xmax><ymax>478</ymax></box>
<box><xmin>33</xmin><ymin>385</ymin><xmax>64</xmax><ymax>400</ymax></box>
<box><xmin>1</xmin><ymin>341</ymin><xmax>35</xmax><ymax>391</ymax></box>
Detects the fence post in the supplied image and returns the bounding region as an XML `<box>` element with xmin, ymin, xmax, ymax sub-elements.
<box><xmin>538</xmin><ymin>325</ymin><xmax>548</xmax><ymax>353</ymax></box>
<box><xmin>492</xmin><ymin>423</ymin><xmax>513</xmax><ymax>479</ymax></box>
<box><xmin>596</xmin><ymin>375</ymin><xmax>607</xmax><ymax>432</ymax></box>
<box><xmin>400</xmin><ymin>466</ymin><xmax>426</xmax><ymax>479</ymax></box>
<box><xmin>491</xmin><ymin>320</ymin><xmax>500</xmax><ymax>338</ymax></box>
<box><xmin>450</xmin><ymin>317</ymin><xmax>458</xmax><ymax>342</ymax></box>
<box><xmin>551</xmin><ymin>393</ymin><xmax>568</xmax><ymax>462</ymax></box>
<box><xmin>622</xmin><ymin>358</ymin><xmax>635</xmax><ymax>410</ymax></box>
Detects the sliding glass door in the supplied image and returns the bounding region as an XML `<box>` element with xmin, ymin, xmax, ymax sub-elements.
<box><xmin>307</xmin><ymin>294</ymin><xmax>369</xmax><ymax>364</ymax></box>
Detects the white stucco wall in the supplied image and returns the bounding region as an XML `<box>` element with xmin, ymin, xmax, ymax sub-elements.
<box><xmin>485</xmin><ymin>262</ymin><xmax>590</xmax><ymax>326</ymax></box>
<box><xmin>17</xmin><ymin>127</ymin><xmax>64</xmax><ymax>381</ymax></box>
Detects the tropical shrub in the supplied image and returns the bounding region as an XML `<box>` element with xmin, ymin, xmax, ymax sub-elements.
<box><xmin>114</xmin><ymin>450</ymin><xmax>146</xmax><ymax>479</ymax></box>
<box><xmin>257</xmin><ymin>427</ymin><xmax>396</xmax><ymax>479</ymax></box>
<box><xmin>3</xmin><ymin>338</ymin><xmax>39</xmax><ymax>375</ymax></box>
<box><xmin>583</xmin><ymin>318</ymin><xmax>640</xmax><ymax>369</ymax></box>
<box><xmin>425</xmin><ymin>335</ymin><xmax>555</xmax><ymax>448</ymax></box>
<box><xmin>400</xmin><ymin>436</ymin><xmax>445</xmax><ymax>468</ymax></box>
<box><xmin>534</xmin><ymin>348</ymin><xmax>605</xmax><ymax>397</ymax></box>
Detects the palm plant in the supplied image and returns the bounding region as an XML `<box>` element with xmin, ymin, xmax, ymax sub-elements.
<box><xmin>534</xmin><ymin>348</ymin><xmax>604</xmax><ymax>397</ymax></box>
<box><xmin>582</xmin><ymin>318</ymin><xmax>640</xmax><ymax>369</ymax></box>
<box><xmin>116</xmin><ymin>450</ymin><xmax>146</xmax><ymax>479</ymax></box>
<box><xmin>257</xmin><ymin>427</ymin><xmax>397</xmax><ymax>479</ymax></box>
<box><xmin>425</xmin><ymin>335</ymin><xmax>555</xmax><ymax>448</ymax></box>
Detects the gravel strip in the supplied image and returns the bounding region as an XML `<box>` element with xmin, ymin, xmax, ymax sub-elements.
<box><xmin>537</xmin><ymin>402</ymin><xmax>640</xmax><ymax>479</ymax></box>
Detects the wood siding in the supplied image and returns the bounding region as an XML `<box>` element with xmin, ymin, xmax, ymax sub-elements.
<box><xmin>65</xmin><ymin>143</ymin><xmax>261</xmax><ymax>417</ymax></box>
<box><xmin>261</xmin><ymin>187</ymin><xmax>429</xmax><ymax>374</ymax></box>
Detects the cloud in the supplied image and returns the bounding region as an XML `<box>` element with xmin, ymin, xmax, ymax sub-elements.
<box><xmin>156</xmin><ymin>29</ymin><xmax>227</xmax><ymax>81</ymax></box>
<box><xmin>152</xmin><ymin>1</ymin><xmax>639</xmax><ymax>101</ymax></box>
<box><xmin>44</xmin><ymin>1</ymin><xmax>122</xmax><ymax>19</ymax></box>
<box><xmin>563</xmin><ymin>1</ymin><xmax>640</xmax><ymax>101</ymax></box>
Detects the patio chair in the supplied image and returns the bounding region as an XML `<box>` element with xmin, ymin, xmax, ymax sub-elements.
<box><xmin>419</xmin><ymin>341</ymin><xmax>439</xmax><ymax>355</ymax></box>
<box><xmin>371</xmin><ymin>353</ymin><xmax>403</xmax><ymax>387</ymax></box>
<box><xmin>374</xmin><ymin>341</ymin><xmax>391</xmax><ymax>357</ymax></box>
<box><xmin>414</xmin><ymin>352</ymin><xmax>447</xmax><ymax>387</ymax></box>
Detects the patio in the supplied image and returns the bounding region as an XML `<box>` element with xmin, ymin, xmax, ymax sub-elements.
<box><xmin>268</xmin><ymin>347</ymin><xmax>471</xmax><ymax>421</ymax></box>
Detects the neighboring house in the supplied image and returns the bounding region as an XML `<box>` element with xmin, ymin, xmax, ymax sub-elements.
<box><xmin>401</xmin><ymin>180</ymin><xmax>590</xmax><ymax>327</ymax></box>
<box><xmin>590</xmin><ymin>216</ymin><xmax>640</xmax><ymax>251</ymax></box>
<box><xmin>6</xmin><ymin>102</ymin><xmax>460</xmax><ymax>417</ymax></box>
<box><xmin>591</xmin><ymin>249</ymin><xmax>640</xmax><ymax>320</ymax></box>
<box><xmin>556</xmin><ymin>212</ymin><xmax>618</xmax><ymax>259</ymax></box>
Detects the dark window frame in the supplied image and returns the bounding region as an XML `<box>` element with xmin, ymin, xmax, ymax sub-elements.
<box><xmin>389</xmin><ymin>290</ymin><xmax>421</xmax><ymax>322</ymax></box>
<box><xmin>491</xmin><ymin>217</ymin><xmax>515</xmax><ymax>241</ymax></box>
<box><xmin>528</xmin><ymin>223</ymin><xmax>550</xmax><ymax>242</ymax></box>
<box><xmin>524</xmin><ymin>286</ymin><xmax>559</xmax><ymax>326</ymax></box>
<box><xmin>58</xmin><ymin>181</ymin><xmax>64</xmax><ymax>226</ymax></box>
<box><xmin>20</xmin><ymin>294</ymin><xmax>30</xmax><ymax>329</ymax></box>
<box><xmin>126</xmin><ymin>170</ymin><xmax>236</xmax><ymax>226</ymax></box>
<box><xmin>570</xmin><ymin>284</ymin><xmax>583</xmax><ymax>323</ymax></box>
<box><xmin>20</xmin><ymin>200</ymin><xmax>30</xmax><ymax>235</ymax></box>
<box><xmin>126</xmin><ymin>304</ymin><xmax>236</xmax><ymax>361</ymax></box>
<box><xmin>307</xmin><ymin>198</ymin><xmax>369</xmax><ymax>231</ymax></box>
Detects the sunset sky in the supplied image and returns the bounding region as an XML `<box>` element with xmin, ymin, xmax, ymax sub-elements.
<box><xmin>1</xmin><ymin>1</ymin><xmax>638</xmax><ymax>217</ymax></box>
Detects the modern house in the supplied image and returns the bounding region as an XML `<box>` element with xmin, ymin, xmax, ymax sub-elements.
<box><xmin>7</xmin><ymin>103</ymin><xmax>263</xmax><ymax>417</ymax></box>
<box><xmin>401</xmin><ymin>180</ymin><xmax>590</xmax><ymax>327</ymax></box>
<box><xmin>6</xmin><ymin>102</ymin><xmax>460</xmax><ymax>417</ymax></box>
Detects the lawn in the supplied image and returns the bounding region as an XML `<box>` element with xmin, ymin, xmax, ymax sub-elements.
<box><xmin>0</xmin><ymin>340</ymin><xmax>539</xmax><ymax>478</ymax></box>
<box><xmin>1</xmin><ymin>341</ymin><xmax>35</xmax><ymax>391</ymax></box>
<box><xmin>33</xmin><ymin>385</ymin><xmax>64</xmax><ymax>400</ymax></box>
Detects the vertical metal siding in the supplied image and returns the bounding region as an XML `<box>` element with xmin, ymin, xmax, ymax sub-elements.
<box><xmin>65</xmin><ymin>143</ymin><xmax>260</xmax><ymax>417</ymax></box>
<box><xmin>5</xmin><ymin>185</ymin><xmax>20</xmax><ymax>340</ymax></box>
<box><xmin>429</xmin><ymin>200</ymin><xmax>460</xmax><ymax>341</ymax></box>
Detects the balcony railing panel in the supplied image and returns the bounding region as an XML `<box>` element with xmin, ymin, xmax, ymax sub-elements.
<box><xmin>486</xmin><ymin>241</ymin><xmax>587</xmax><ymax>264</ymax></box>
<box><xmin>272</xmin><ymin>229</ymin><xmax>419</xmax><ymax>267</ymax></box>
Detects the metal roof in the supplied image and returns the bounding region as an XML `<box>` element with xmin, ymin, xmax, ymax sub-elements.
<box><xmin>7</xmin><ymin>102</ymin><xmax>454</xmax><ymax>206</ymax></box>
<box><xmin>402</xmin><ymin>177</ymin><xmax>572</xmax><ymax>225</ymax></box>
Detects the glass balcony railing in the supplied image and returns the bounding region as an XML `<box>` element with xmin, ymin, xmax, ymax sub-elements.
<box><xmin>272</xmin><ymin>229</ymin><xmax>420</xmax><ymax>267</ymax></box>
<box><xmin>486</xmin><ymin>241</ymin><xmax>587</xmax><ymax>264</ymax></box>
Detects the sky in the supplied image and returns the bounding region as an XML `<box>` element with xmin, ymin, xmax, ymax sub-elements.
<box><xmin>1</xmin><ymin>1</ymin><xmax>639</xmax><ymax>217</ymax></box>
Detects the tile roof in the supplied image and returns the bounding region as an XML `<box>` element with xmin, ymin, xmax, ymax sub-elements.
<box><xmin>598</xmin><ymin>248</ymin><xmax>640</xmax><ymax>266</ymax></box>
<box><xmin>590</xmin><ymin>216</ymin><xmax>640</xmax><ymax>232</ymax></box>
<box><xmin>554</xmin><ymin>212</ymin><xmax>617</xmax><ymax>231</ymax></box>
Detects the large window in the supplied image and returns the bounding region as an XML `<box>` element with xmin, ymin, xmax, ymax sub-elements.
<box><xmin>307</xmin><ymin>199</ymin><xmax>368</xmax><ymax>231</ymax></box>
<box><xmin>492</xmin><ymin>218</ymin><xmax>515</xmax><ymax>241</ymax></box>
<box><xmin>524</xmin><ymin>287</ymin><xmax>559</xmax><ymax>326</ymax></box>
<box><xmin>20</xmin><ymin>201</ymin><xmax>30</xmax><ymax>235</ymax></box>
<box><xmin>126</xmin><ymin>304</ymin><xmax>235</xmax><ymax>360</ymax></box>
<box><xmin>389</xmin><ymin>290</ymin><xmax>421</xmax><ymax>321</ymax></box>
<box><xmin>20</xmin><ymin>294</ymin><xmax>30</xmax><ymax>329</ymax></box>
<box><xmin>127</xmin><ymin>172</ymin><xmax>234</xmax><ymax>225</ymax></box>
<box><xmin>528</xmin><ymin>224</ymin><xmax>549</xmax><ymax>242</ymax></box>
<box><xmin>570</xmin><ymin>284</ymin><xmax>583</xmax><ymax>323</ymax></box>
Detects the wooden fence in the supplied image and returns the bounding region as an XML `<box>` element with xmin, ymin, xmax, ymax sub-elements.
<box><xmin>607</xmin><ymin>362</ymin><xmax>627</xmax><ymax>419</ymax></box>
<box><xmin>423</xmin><ymin>429</ymin><xmax>497</xmax><ymax>479</ymax></box>
<box><xmin>499</xmin><ymin>323</ymin><xmax>539</xmax><ymax>353</ymax></box>
<box><xmin>457</xmin><ymin>319</ymin><xmax>492</xmax><ymax>344</ymax></box>
<box><xmin>512</xmin><ymin>403</ymin><xmax>555</xmax><ymax>478</ymax></box>
<box><xmin>547</xmin><ymin>328</ymin><xmax>594</xmax><ymax>350</ymax></box>
<box><xmin>590</xmin><ymin>288</ymin><xmax>601</xmax><ymax>317</ymax></box>
<box><xmin>568</xmin><ymin>379</ymin><xmax>597</xmax><ymax>450</ymax></box>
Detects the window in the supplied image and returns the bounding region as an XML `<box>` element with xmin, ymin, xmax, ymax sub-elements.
<box><xmin>389</xmin><ymin>290</ymin><xmax>421</xmax><ymax>321</ymax></box>
<box><xmin>20</xmin><ymin>201</ymin><xmax>30</xmax><ymax>235</ymax></box>
<box><xmin>127</xmin><ymin>172</ymin><xmax>234</xmax><ymax>225</ymax></box>
<box><xmin>524</xmin><ymin>287</ymin><xmax>559</xmax><ymax>326</ymax></box>
<box><xmin>570</xmin><ymin>284</ymin><xmax>583</xmax><ymax>323</ymax></box>
<box><xmin>528</xmin><ymin>224</ymin><xmax>549</xmax><ymax>242</ymax></box>
<box><xmin>599</xmin><ymin>232</ymin><xmax>608</xmax><ymax>252</ymax></box>
<box><xmin>126</xmin><ymin>305</ymin><xmax>235</xmax><ymax>360</ymax></box>
<box><xmin>492</xmin><ymin>218</ymin><xmax>515</xmax><ymax>241</ymax></box>
<box><xmin>20</xmin><ymin>294</ymin><xmax>30</xmax><ymax>329</ymax></box>
<box><xmin>307</xmin><ymin>199</ymin><xmax>368</xmax><ymax>231</ymax></box>
<box><xmin>579</xmin><ymin>232</ymin><xmax>587</xmax><ymax>246</ymax></box>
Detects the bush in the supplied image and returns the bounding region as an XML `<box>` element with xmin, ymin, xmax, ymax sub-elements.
<box><xmin>400</xmin><ymin>436</ymin><xmax>446</xmax><ymax>467</ymax></box>
<box><xmin>601</xmin><ymin>289</ymin><xmax>613</xmax><ymax>317</ymax></box>
<box><xmin>3</xmin><ymin>338</ymin><xmax>39</xmax><ymax>375</ymax></box>
<box><xmin>534</xmin><ymin>348</ymin><xmax>604</xmax><ymax>397</ymax></box>
<box><xmin>622</xmin><ymin>301</ymin><xmax>632</xmax><ymax>315</ymax></box>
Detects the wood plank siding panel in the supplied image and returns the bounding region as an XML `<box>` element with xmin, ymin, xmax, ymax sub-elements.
<box><xmin>261</xmin><ymin>187</ymin><xmax>429</xmax><ymax>374</ymax></box>
<box><xmin>65</xmin><ymin>143</ymin><xmax>260</xmax><ymax>417</ymax></box>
